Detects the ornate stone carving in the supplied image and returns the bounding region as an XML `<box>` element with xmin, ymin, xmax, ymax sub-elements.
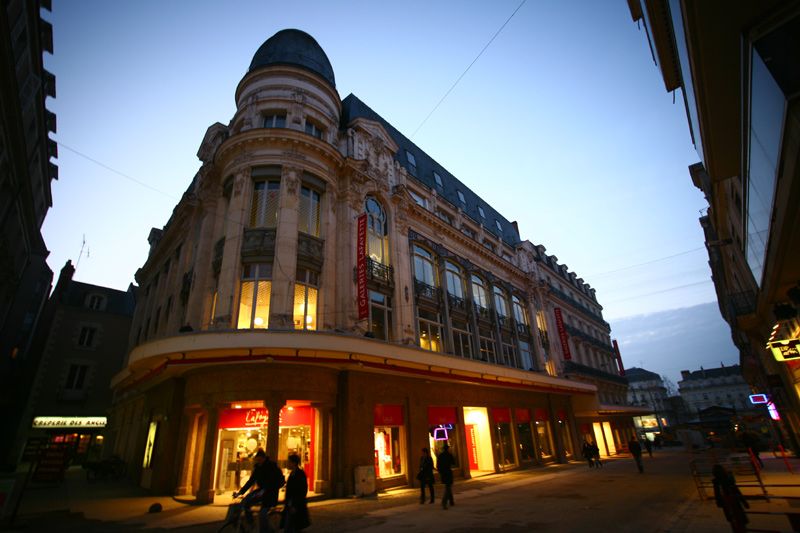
<box><xmin>284</xmin><ymin>167</ymin><xmax>301</xmax><ymax>196</ymax></box>
<box><xmin>291</xmin><ymin>92</ymin><xmax>306</xmax><ymax>124</ymax></box>
<box><xmin>296</xmin><ymin>233</ymin><xmax>325</xmax><ymax>270</ymax></box>
<box><xmin>241</xmin><ymin>228</ymin><xmax>277</xmax><ymax>262</ymax></box>
<box><xmin>282</xmin><ymin>146</ymin><xmax>307</xmax><ymax>162</ymax></box>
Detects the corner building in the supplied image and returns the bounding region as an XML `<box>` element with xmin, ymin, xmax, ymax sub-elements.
<box><xmin>110</xmin><ymin>30</ymin><xmax>639</xmax><ymax>501</ymax></box>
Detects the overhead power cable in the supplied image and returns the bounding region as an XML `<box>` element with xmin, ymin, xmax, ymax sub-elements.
<box><xmin>410</xmin><ymin>0</ymin><xmax>527</xmax><ymax>139</ymax></box>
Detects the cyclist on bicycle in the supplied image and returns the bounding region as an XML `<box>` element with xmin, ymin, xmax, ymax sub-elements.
<box><xmin>233</xmin><ymin>449</ymin><xmax>285</xmax><ymax>532</ymax></box>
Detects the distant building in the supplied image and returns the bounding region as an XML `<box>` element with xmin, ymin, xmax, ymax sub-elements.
<box><xmin>10</xmin><ymin>261</ymin><xmax>135</xmax><ymax>466</ymax></box>
<box><xmin>678</xmin><ymin>365</ymin><xmax>754</xmax><ymax>416</ymax></box>
<box><xmin>108</xmin><ymin>29</ymin><xmax>641</xmax><ymax>501</ymax></box>
<box><xmin>625</xmin><ymin>367</ymin><xmax>676</xmax><ymax>436</ymax></box>
<box><xmin>628</xmin><ymin>0</ymin><xmax>800</xmax><ymax>450</ymax></box>
<box><xmin>0</xmin><ymin>0</ymin><xmax>58</xmax><ymax>470</ymax></box>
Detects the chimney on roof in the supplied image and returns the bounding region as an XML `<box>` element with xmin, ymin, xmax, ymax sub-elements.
<box><xmin>681</xmin><ymin>370</ymin><xmax>690</xmax><ymax>380</ymax></box>
<box><xmin>701</xmin><ymin>366</ymin><xmax>706</xmax><ymax>378</ymax></box>
<box><xmin>511</xmin><ymin>221</ymin><xmax>520</xmax><ymax>237</ymax></box>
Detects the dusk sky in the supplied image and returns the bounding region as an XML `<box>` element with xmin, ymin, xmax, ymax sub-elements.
<box><xmin>39</xmin><ymin>1</ymin><xmax>739</xmax><ymax>384</ymax></box>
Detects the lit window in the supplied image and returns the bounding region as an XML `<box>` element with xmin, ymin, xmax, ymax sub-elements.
<box><xmin>405</xmin><ymin>150</ymin><xmax>417</xmax><ymax>175</ymax></box>
<box><xmin>264</xmin><ymin>113</ymin><xmax>286</xmax><ymax>128</ymax></box>
<box><xmin>457</xmin><ymin>190</ymin><xmax>466</xmax><ymax>204</ymax></box>
<box><xmin>305</xmin><ymin>120</ymin><xmax>323</xmax><ymax>139</ymax></box>
<box><xmin>237</xmin><ymin>263</ymin><xmax>272</xmax><ymax>329</ymax></box>
<box><xmin>78</xmin><ymin>326</ymin><xmax>97</xmax><ymax>347</ymax></box>
<box><xmin>293</xmin><ymin>268</ymin><xmax>318</xmax><ymax>330</ymax></box>
<box><xmin>418</xmin><ymin>308</ymin><xmax>442</xmax><ymax>352</ymax></box>
<box><xmin>478</xmin><ymin>206</ymin><xmax>486</xmax><ymax>219</ymax></box>
<box><xmin>249</xmin><ymin>181</ymin><xmax>280</xmax><ymax>228</ymax></box>
<box><xmin>298</xmin><ymin>186</ymin><xmax>321</xmax><ymax>236</ymax></box>
<box><xmin>433</xmin><ymin>172</ymin><xmax>443</xmax><ymax>187</ymax></box>
<box><xmin>366</xmin><ymin>196</ymin><xmax>389</xmax><ymax>265</ymax></box>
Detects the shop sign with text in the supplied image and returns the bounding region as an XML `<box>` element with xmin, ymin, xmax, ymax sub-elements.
<box><xmin>770</xmin><ymin>338</ymin><xmax>800</xmax><ymax>362</ymax></box>
<box><xmin>32</xmin><ymin>417</ymin><xmax>107</xmax><ymax>428</ymax></box>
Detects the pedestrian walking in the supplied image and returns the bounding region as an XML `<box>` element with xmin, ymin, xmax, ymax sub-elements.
<box><xmin>582</xmin><ymin>441</ymin><xmax>594</xmax><ymax>468</ymax></box>
<box><xmin>628</xmin><ymin>437</ymin><xmax>644</xmax><ymax>473</ymax></box>
<box><xmin>643</xmin><ymin>437</ymin><xmax>653</xmax><ymax>458</ymax></box>
<box><xmin>712</xmin><ymin>464</ymin><xmax>749</xmax><ymax>532</ymax></box>
<box><xmin>436</xmin><ymin>444</ymin><xmax>456</xmax><ymax>509</ymax></box>
<box><xmin>233</xmin><ymin>449</ymin><xmax>285</xmax><ymax>532</ymax></box>
<box><xmin>590</xmin><ymin>440</ymin><xmax>602</xmax><ymax>467</ymax></box>
<box><xmin>281</xmin><ymin>454</ymin><xmax>310</xmax><ymax>532</ymax></box>
<box><xmin>417</xmin><ymin>447</ymin><xmax>435</xmax><ymax>504</ymax></box>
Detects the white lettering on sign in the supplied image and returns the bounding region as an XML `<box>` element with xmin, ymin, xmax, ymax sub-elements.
<box><xmin>32</xmin><ymin>417</ymin><xmax>108</xmax><ymax>428</ymax></box>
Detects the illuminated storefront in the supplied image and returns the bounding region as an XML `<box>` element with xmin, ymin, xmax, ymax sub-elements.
<box><xmin>556</xmin><ymin>410</ymin><xmax>574</xmax><ymax>460</ymax></box>
<box><xmin>373</xmin><ymin>405</ymin><xmax>405</xmax><ymax>479</ymax></box>
<box><xmin>516</xmin><ymin>409</ymin><xmax>537</xmax><ymax>462</ymax></box>
<box><xmin>534</xmin><ymin>409</ymin><xmax>555</xmax><ymax>463</ymax></box>
<box><xmin>428</xmin><ymin>407</ymin><xmax>462</xmax><ymax>472</ymax></box>
<box><xmin>26</xmin><ymin>416</ymin><xmax>108</xmax><ymax>464</ymax></box>
<box><xmin>492</xmin><ymin>408</ymin><xmax>517</xmax><ymax>471</ymax></box>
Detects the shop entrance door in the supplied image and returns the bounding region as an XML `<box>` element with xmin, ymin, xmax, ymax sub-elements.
<box><xmin>463</xmin><ymin>407</ymin><xmax>493</xmax><ymax>476</ymax></box>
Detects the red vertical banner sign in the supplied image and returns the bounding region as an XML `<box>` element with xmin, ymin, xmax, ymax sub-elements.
<box><xmin>467</xmin><ymin>424</ymin><xmax>479</xmax><ymax>470</ymax></box>
<box><xmin>554</xmin><ymin>307</ymin><xmax>571</xmax><ymax>360</ymax></box>
<box><xmin>613</xmin><ymin>339</ymin><xmax>625</xmax><ymax>376</ymax></box>
<box><xmin>356</xmin><ymin>214</ymin><xmax>369</xmax><ymax>320</ymax></box>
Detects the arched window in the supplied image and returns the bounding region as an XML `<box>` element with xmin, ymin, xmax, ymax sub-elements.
<box><xmin>413</xmin><ymin>245</ymin><xmax>437</xmax><ymax>286</ymax></box>
<box><xmin>493</xmin><ymin>286</ymin><xmax>509</xmax><ymax>318</ymax></box>
<box><xmin>471</xmin><ymin>275</ymin><xmax>489</xmax><ymax>309</ymax></box>
<box><xmin>445</xmin><ymin>261</ymin><xmax>464</xmax><ymax>300</ymax></box>
<box><xmin>366</xmin><ymin>196</ymin><xmax>389</xmax><ymax>264</ymax></box>
<box><xmin>512</xmin><ymin>295</ymin><xmax>529</xmax><ymax>327</ymax></box>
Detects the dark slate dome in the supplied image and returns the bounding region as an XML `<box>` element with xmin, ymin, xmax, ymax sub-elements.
<box><xmin>248</xmin><ymin>29</ymin><xmax>336</xmax><ymax>88</ymax></box>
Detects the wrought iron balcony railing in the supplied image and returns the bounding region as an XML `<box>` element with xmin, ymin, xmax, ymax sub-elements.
<box><xmin>413</xmin><ymin>279</ymin><xmax>441</xmax><ymax>300</ymax></box>
<box><xmin>366</xmin><ymin>256</ymin><xmax>394</xmax><ymax>286</ymax></box>
<box><xmin>562</xmin><ymin>360</ymin><xmax>628</xmax><ymax>386</ymax></box>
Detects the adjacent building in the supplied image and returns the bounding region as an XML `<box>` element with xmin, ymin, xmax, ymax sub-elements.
<box><xmin>9</xmin><ymin>261</ymin><xmax>135</xmax><ymax>466</ymax></box>
<box><xmin>627</xmin><ymin>1</ymin><xmax>800</xmax><ymax>449</ymax></box>
<box><xmin>0</xmin><ymin>0</ymin><xmax>58</xmax><ymax>470</ymax></box>
<box><xmin>108</xmin><ymin>29</ymin><xmax>642</xmax><ymax>501</ymax></box>
<box><xmin>678</xmin><ymin>364</ymin><xmax>754</xmax><ymax>415</ymax></box>
<box><xmin>625</xmin><ymin>367</ymin><xmax>673</xmax><ymax>437</ymax></box>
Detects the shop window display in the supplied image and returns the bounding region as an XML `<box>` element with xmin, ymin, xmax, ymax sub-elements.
<box><xmin>374</xmin><ymin>427</ymin><xmax>402</xmax><ymax>478</ymax></box>
<box><xmin>536</xmin><ymin>421</ymin><xmax>555</xmax><ymax>460</ymax></box>
<box><xmin>428</xmin><ymin>425</ymin><xmax>460</xmax><ymax>468</ymax></box>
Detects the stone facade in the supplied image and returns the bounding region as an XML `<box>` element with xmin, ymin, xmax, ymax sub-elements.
<box><xmin>109</xmin><ymin>29</ymin><xmax>640</xmax><ymax>501</ymax></box>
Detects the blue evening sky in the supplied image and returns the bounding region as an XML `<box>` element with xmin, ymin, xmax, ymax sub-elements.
<box><xmin>39</xmin><ymin>1</ymin><xmax>739</xmax><ymax>383</ymax></box>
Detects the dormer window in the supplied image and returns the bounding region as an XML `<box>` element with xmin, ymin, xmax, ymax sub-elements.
<box><xmin>478</xmin><ymin>206</ymin><xmax>486</xmax><ymax>219</ymax></box>
<box><xmin>495</xmin><ymin>219</ymin><xmax>503</xmax><ymax>232</ymax></box>
<box><xmin>405</xmin><ymin>150</ymin><xmax>417</xmax><ymax>176</ymax></box>
<box><xmin>457</xmin><ymin>190</ymin><xmax>466</xmax><ymax>205</ymax></box>
<box><xmin>433</xmin><ymin>172</ymin><xmax>443</xmax><ymax>187</ymax></box>
<box><xmin>305</xmin><ymin>121</ymin><xmax>323</xmax><ymax>139</ymax></box>
<box><xmin>87</xmin><ymin>295</ymin><xmax>104</xmax><ymax>310</ymax></box>
<box><xmin>264</xmin><ymin>113</ymin><xmax>286</xmax><ymax>128</ymax></box>
<box><xmin>409</xmin><ymin>189</ymin><xmax>428</xmax><ymax>209</ymax></box>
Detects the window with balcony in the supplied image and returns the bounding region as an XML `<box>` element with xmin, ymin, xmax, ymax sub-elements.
<box><xmin>250</xmin><ymin>181</ymin><xmax>280</xmax><ymax>228</ymax></box>
<box><xmin>472</xmin><ymin>275</ymin><xmax>489</xmax><ymax>316</ymax></box>
<box><xmin>512</xmin><ymin>295</ymin><xmax>529</xmax><ymax>331</ymax></box>
<box><xmin>413</xmin><ymin>245</ymin><xmax>437</xmax><ymax>288</ymax></box>
<box><xmin>366</xmin><ymin>196</ymin><xmax>389</xmax><ymax>265</ymax></box>
<box><xmin>293</xmin><ymin>267</ymin><xmax>318</xmax><ymax>330</ymax></box>
<box><xmin>237</xmin><ymin>263</ymin><xmax>272</xmax><ymax>329</ymax></box>
<box><xmin>298</xmin><ymin>186</ymin><xmax>321</xmax><ymax>236</ymax></box>
<box><xmin>493</xmin><ymin>286</ymin><xmax>509</xmax><ymax>322</ymax></box>
<box><xmin>445</xmin><ymin>261</ymin><xmax>465</xmax><ymax>301</ymax></box>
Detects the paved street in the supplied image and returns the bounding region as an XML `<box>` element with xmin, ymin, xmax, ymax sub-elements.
<box><xmin>4</xmin><ymin>449</ymin><xmax>800</xmax><ymax>532</ymax></box>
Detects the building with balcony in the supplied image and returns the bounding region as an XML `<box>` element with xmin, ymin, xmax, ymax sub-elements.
<box><xmin>107</xmin><ymin>29</ymin><xmax>639</xmax><ymax>501</ymax></box>
<box><xmin>678</xmin><ymin>365</ymin><xmax>755</xmax><ymax>416</ymax></box>
<box><xmin>10</xmin><ymin>261</ymin><xmax>135</xmax><ymax>466</ymax></box>
<box><xmin>627</xmin><ymin>1</ymin><xmax>800</xmax><ymax>449</ymax></box>
<box><xmin>0</xmin><ymin>0</ymin><xmax>58</xmax><ymax>470</ymax></box>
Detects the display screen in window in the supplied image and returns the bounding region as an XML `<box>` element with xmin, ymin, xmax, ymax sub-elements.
<box><xmin>374</xmin><ymin>427</ymin><xmax>402</xmax><ymax>478</ymax></box>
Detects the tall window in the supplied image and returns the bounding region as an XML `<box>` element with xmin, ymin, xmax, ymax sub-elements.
<box><xmin>478</xmin><ymin>327</ymin><xmax>495</xmax><ymax>362</ymax></box>
<box><xmin>519</xmin><ymin>340</ymin><xmax>533</xmax><ymax>370</ymax></box>
<box><xmin>78</xmin><ymin>326</ymin><xmax>96</xmax><ymax>347</ymax></box>
<box><xmin>366</xmin><ymin>197</ymin><xmax>389</xmax><ymax>264</ymax></box>
<box><xmin>65</xmin><ymin>364</ymin><xmax>89</xmax><ymax>390</ymax></box>
<box><xmin>298</xmin><ymin>186</ymin><xmax>321</xmax><ymax>236</ymax></box>
<box><xmin>471</xmin><ymin>275</ymin><xmax>489</xmax><ymax>309</ymax></box>
<box><xmin>293</xmin><ymin>267</ymin><xmax>318</xmax><ymax>330</ymax></box>
<box><xmin>220</xmin><ymin>177</ymin><xmax>233</xmax><ymax>238</ymax></box>
<box><xmin>418</xmin><ymin>308</ymin><xmax>442</xmax><ymax>352</ymax></box>
<box><xmin>413</xmin><ymin>245</ymin><xmax>437</xmax><ymax>286</ymax></box>
<box><xmin>451</xmin><ymin>318</ymin><xmax>472</xmax><ymax>358</ymax></box>
<box><xmin>493</xmin><ymin>286</ymin><xmax>509</xmax><ymax>318</ymax></box>
<box><xmin>370</xmin><ymin>291</ymin><xmax>393</xmax><ymax>341</ymax></box>
<box><xmin>250</xmin><ymin>181</ymin><xmax>280</xmax><ymax>228</ymax></box>
<box><xmin>88</xmin><ymin>295</ymin><xmax>103</xmax><ymax>310</ymax></box>
<box><xmin>512</xmin><ymin>295</ymin><xmax>529</xmax><ymax>328</ymax></box>
<box><xmin>264</xmin><ymin>113</ymin><xmax>286</xmax><ymax>128</ymax></box>
<box><xmin>237</xmin><ymin>263</ymin><xmax>272</xmax><ymax>329</ymax></box>
<box><xmin>501</xmin><ymin>334</ymin><xmax>516</xmax><ymax>367</ymax></box>
<box><xmin>305</xmin><ymin>120</ymin><xmax>323</xmax><ymax>139</ymax></box>
<box><xmin>445</xmin><ymin>261</ymin><xmax>465</xmax><ymax>299</ymax></box>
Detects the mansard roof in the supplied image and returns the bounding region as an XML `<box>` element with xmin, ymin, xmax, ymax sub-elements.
<box><xmin>248</xmin><ymin>29</ymin><xmax>336</xmax><ymax>88</ymax></box>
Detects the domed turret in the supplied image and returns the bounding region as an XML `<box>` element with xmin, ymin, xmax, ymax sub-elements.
<box><xmin>248</xmin><ymin>29</ymin><xmax>336</xmax><ymax>88</ymax></box>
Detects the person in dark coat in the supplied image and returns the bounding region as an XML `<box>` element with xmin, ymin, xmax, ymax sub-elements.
<box><xmin>418</xmin><ymin>447</ymin><xmax>435</xmax><ymax>503</ymax></box>
<box><xmin>713</xmin><ymin>464</ymin><xmax>749</xmax><ymax>531</ymax></box>
<box><xmin>582</xmin><ymin>442</ymin><xmax>594</xmax><ymax>468</ymax></box>
<box><xmin>436</xmin><ymin>444</ymin><xmax>456</xmax><ymax>509</ymax></box>
<box><xmin>643</xmin><ymin>437</ymin><xmax>653</xmax><ymax>457</ymax></box>
<box><xmin>628</xmin><ymin>437</ymin><xmax>644</xmax><ymax>473</ymax></box>
<box><xmin>282</xmin><ymin>454</ymin><xmax>310</xmax><ymax>532</ymax></box>
<box><xmin>234</xmin><ymin>449</ymin><xmax>285</xmax><ymax>532</ymax></box>
<box><xmin>590</xmin><ymin>441</ymin><xmax>602</xmax><ymax>467</ymax></box>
